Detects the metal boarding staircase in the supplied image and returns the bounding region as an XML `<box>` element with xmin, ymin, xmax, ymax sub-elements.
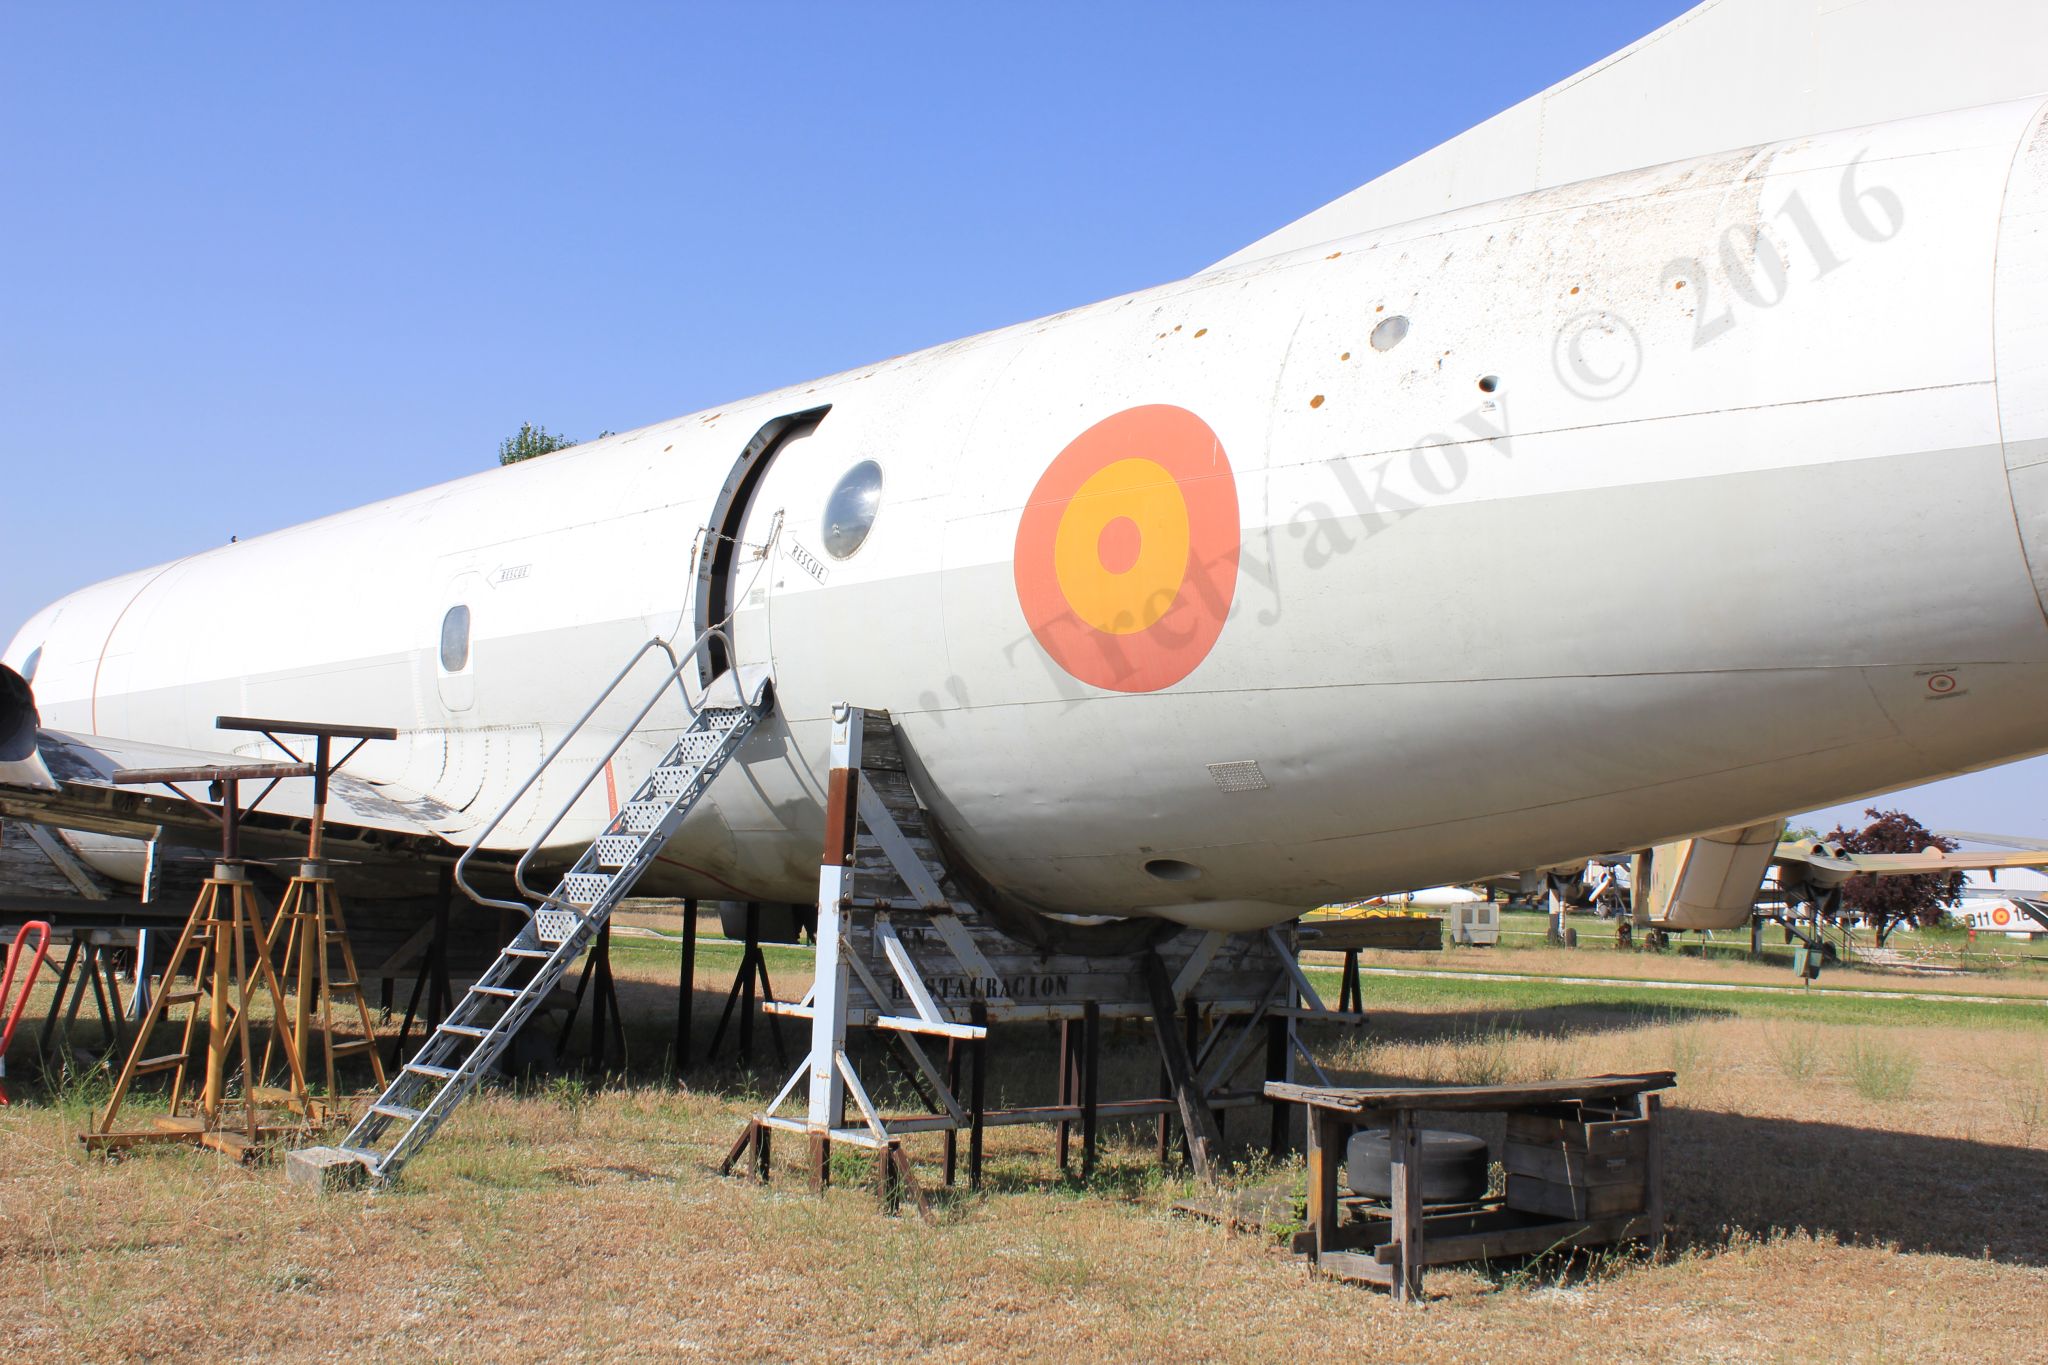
<box><xmin>331</xmin><ymin>631</ymin><xmax>769</xmax><ymax>1183</ymax></box>
<box><xmin>1785</xmin><ymin>913</ymin><xmax>1859</xmax><ymax>964</ymax></box>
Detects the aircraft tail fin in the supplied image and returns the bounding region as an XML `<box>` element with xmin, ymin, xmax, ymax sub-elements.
<box><xmin>1210</xmin><ymin>0</ymin><xmax>2048</xmax><ymax>270</ymax></box>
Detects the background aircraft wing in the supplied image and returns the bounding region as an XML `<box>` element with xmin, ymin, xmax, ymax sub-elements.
<box><xmin>1772</xmin><ymin>842</ymin><xmax>2048</xmax><ymax>880</ymax></box>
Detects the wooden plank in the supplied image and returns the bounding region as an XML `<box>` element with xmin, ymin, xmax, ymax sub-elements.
<box><xmin>857</xmin><ymin>712</ymin><xmax>906</xmax><ymax>770</ymax></box>
<box><xmin>79</xmin><ymin>1124</ymin><xmax>206</xmax><ymax>1150</ymax></box>
<box><xmin>1505</xmin><ymin>1173</ymin><xmax>1646</xmax><ymax>1221</ymax></box>
<box><xmin>1306</xmin><ymin>1113</ymin><xmax>1342</xmax><ymax>1256</ymax></box>
<box><xmin>1389</xmin><ymin>1110</ymin><xmax>1426</xmax><ymax>1302</ymax></box>
<box><xmin>215</xmin><ymin>715</ymin><xmax>399</xmax><ymax>742</ymax></box>
<box><xmin>112</xmin><ymin>761</ymin><xmax>314</xmax><ymax>785</ymax></box>
<box><xmin>1299</xmin><ymin>916</ymin><xmax>1441</xmax><ymax>952</ymax></box>
<box><xmin>21</xmin><ymin>824</ymin><xmax>110</xmax><ymax>900</ymax></box>
<box><xmin>1314</xmin><ymin>1249</ymin><xmax>1395</xmax><ymax>1286</ymax></box>
<box><xmin>1502</xmin><ymin>1140</ymin><xmax>1644</xmax><ymax>1187</ymax></box>
<box><xmin>1644</xmin><ymin>1093</ymin><xmax>1666</xmax><ymax>1251</ymax></box>
<box><xmin>1378</xmin><ymin>1213</ymin><xmax>1654</xmax><ymax>1268</ymax></box>
<box><xmin>1267</xmin><ymin>1072</ymin><xmax>1676</xmax><ymax>1114</ymax></box>
<box><xmin>200</xmin><ymin>1130</ymin><xmax>260</xmax><ymax>1163</ymax></box>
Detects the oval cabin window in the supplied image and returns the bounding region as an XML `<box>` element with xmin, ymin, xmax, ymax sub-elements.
<box><xmin>821</xmin><ymin>460</ymin><xmax>883</xmax><ymax>559</ymax></box>
<box><xmin>439</xmin><ymin>604</ymin><xmax>472</xmax><ymax>673</ymax></box>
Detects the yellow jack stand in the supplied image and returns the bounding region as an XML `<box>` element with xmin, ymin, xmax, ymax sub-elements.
<box><xmin>261</xmin><ymin>859</ymin><xmax>388</xmax><ymax>1107</ymax></box>
<box><xmin>84</xmin><ymin>857</ymin><xmax>312</xmax><ymax>1159</ymax></box>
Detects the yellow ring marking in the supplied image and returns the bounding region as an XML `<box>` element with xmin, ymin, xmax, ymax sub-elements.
<box><xmin>1050</xmin><ymin>457</ymin><xmax>1191</xmax><ymax>635</ymax></box>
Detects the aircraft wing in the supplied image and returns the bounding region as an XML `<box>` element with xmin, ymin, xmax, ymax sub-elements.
<box><xmin>1771</xmin><ymin>842</ymin><xmax>2048</xmax><ymax>891</ymax></box>
<box><xmin>0</xmin><ymin>725</ymin><xmax>462</xmax><ymax>862</ymax></box>
<box><xmin>1936</xmin><ymin>831</ymin><xmax>2048</xmax><ymax>853</ymax></box>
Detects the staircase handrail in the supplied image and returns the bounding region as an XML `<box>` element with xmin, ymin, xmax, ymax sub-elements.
<box><xmin>451</xmin><ymin>628</ymin><xmax>758</xmax><ymax>917</ymax></box>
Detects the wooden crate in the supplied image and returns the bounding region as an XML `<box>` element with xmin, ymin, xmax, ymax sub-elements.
<box><xmin>1503</xmin><ymin>1104</ymin><xmax>1651</xmax><ymax>1221</ymax></box>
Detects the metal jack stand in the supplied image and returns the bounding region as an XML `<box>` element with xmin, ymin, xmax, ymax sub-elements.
<box><xmin>82</xmin><ymin>761</ymin><xmax>315</xmax><ymax>1159</ymax></box>
<box><xmin>39</xmin><ymin>929</ymin><xmax>131</xmax><ymax>1074</ymax></box>
<box><xmin>218</xmin><ymin>717</ymin><xmax>397</xmax><ymax>1114</ymax></box>
<box><xmin>705</xmin><ymin>902</ymin><xmax>788</xmax><ymax>1067</ymax></box>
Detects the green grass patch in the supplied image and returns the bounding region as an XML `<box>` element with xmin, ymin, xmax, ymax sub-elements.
<box><xmin>607</xmin><ymin>931</ymin><xmax>814</xmax><ymax>977</ymax></box>
<box><xmin>1308</xmin><ymin>964</ymin><xmax>2048</xmax><ymax>1031</ymax></box>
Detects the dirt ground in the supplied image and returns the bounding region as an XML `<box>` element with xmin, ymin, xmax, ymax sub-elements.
<box><xmin>1</xmin><ymin>939</ymin><xmax>2045</xmax><ymax>1363</ymax></box>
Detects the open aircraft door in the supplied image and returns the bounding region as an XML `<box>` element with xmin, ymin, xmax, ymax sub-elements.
<box><xmin>693</xmin><ymin>407</ymin><xmax>830</xmax><ymax>687</ymax></box>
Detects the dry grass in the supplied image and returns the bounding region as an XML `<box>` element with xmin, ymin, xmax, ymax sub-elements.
<box><xmin>2</xmin><ymin>949</ymin><xmax>2046</xmax><ymax>1362</ymax></box>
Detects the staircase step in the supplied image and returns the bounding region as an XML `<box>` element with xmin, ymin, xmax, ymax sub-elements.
<box><xmin>650</xmin><ymin>768</ymin><xmax>695</xmax><ymax>802</ymax></box>
<box><xmin>593</xmin><ymin>835</ymin><xmax>642</xmax><ymax>869</ymax></box>
<box><xmin>505</xmin><ymin>946</ymin><xmax>552</xmax><ymax>959</ymax></box>
<box><xmin>132</xmin><ymin>1052</ymin><xmax>187</xmax><ymax>1075</ymax></box>
<box><xmin>620</xmin><ymin>801</ymin><xmax>665</xmax><ymax>834</ymax></box>
<box><xmin>473</xmin><ymin>985</ymin><xmax>522</xmax><ymax>999</ymax></box>
<box><xmin>440</xmin><ymin>1023</ymin><xmax>491</xmax><ymax>1039</ymax></box>
<box><xmin>536</xmin><ymin>908</ymin><xmax>581</xmax><ymax>944</ymax></box>
<box><xmin>559</xmin><ymin>873</ymin><xmax>612</xmax><ymax>905</ymax></box>
<box><xmin>371</xmin><ymin>1103</ymin><xmax>423</xmax><ymax>1123</ymax></box>
<box><xmin>405</xmin><ymin>1062</ymin><xmax>457</xmax><ymax>1080</ymax></box>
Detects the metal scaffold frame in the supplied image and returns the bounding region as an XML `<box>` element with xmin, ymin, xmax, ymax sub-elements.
<box><xmin>723</xmin><ymin>704</ymin><xmax>1358</xmax><ymax>1211</ymax></box>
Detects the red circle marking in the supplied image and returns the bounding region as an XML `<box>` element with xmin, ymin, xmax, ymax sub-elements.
<box><xmin>1929</xmin><ymin>673</ymin><xmax>1957</xmax><ymax>694</ymax></box>
<box><xmin>1014</xmin><ymin>405</ymin><xmax>1239</xmax><ymax>693</ymax></box>
<box><xmin>1097</xmin><ymin>516</ymin><xmax>1142</xmax><ymax>574</ymax></box>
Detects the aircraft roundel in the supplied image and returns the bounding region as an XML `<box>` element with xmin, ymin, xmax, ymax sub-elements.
<box><xmin>1993</xmin><ymin>906</ymin><xmax>2012</xmax><ymax>927</ymax></box>
<box><xmin>1013</xmin><ymin>405</ymin><xmax>1239</xmax><ymax>693</ymax></box>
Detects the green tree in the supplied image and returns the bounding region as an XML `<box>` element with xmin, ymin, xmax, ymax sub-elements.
<box><xmin>498</xmin><ymin>422</ymin><xmax>579</xmax><ymax>465</ymax></box>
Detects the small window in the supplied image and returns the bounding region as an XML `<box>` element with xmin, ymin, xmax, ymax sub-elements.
<box><xmin>1370</xmin><ymin>314</ymin><xmax>1410</xmax><ymax>351</ymax></box>
<box><xmin>821</xmin><ymin>460</ymin><xmax>884</xmax><ymax>559</ymax></box>
<box><xmin>439</xmin><ymin>604</ymin><xmax>471</xmax><ymax>673</ymax></box>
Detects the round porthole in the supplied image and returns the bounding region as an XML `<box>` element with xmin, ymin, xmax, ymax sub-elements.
<box><xmin>822</xmin><ymin>460</ymin><xmax>883</xmax><ymax>559</ymax></box>
<box><xmin>1370</xmin><ymin>314</ymin><xmax>1410</xmax><ymax>351</ymax></box>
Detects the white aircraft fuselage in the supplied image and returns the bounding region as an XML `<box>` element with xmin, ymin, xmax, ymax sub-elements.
<box><xmin>11</xmin><ymin>97</ymin><xmax>2048</xmax><ymax>932</ymax></box>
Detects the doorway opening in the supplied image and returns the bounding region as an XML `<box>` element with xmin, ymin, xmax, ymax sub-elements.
<box><xmin>694</xmin><ymin>405</ymin><xmax>830</xmax><ymax>683</ymax></box>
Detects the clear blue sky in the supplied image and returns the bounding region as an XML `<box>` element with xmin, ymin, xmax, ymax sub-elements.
<box><xmin>1</xmin><ymin>3</ymin><xmax>2039</xmax><ymax>838</ymax></box>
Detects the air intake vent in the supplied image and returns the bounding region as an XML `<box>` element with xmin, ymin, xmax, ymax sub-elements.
<box><xmin>1206</xmin><ymin>760</ymin><xmax>1269</xmax><ymax>793</ymax></box>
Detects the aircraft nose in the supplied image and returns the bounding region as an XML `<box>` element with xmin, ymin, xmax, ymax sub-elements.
<box><xmin>0</xmin><ymin>664</ymin><xmax>36</xmax><ymax>762</ymax></box>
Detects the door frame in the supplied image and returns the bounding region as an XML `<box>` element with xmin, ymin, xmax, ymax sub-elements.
<box><xmin>693</xmin><ymin>405</ymin><xmax>830</xmax><ymax>683</ymax></box>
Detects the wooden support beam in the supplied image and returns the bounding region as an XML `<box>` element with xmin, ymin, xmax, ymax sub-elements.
<box><xmin>674</xmin><ymin>896</ymin><xmax>697</xmax><ymax>1074</ymax></box>
<box><xmin>1306</xmin><ymin>1111</ymin><xmax>1343</xmax><ymax>1258</ymax></box>
<box><xmin>1080</xmin><ymin>1000</ymin><xmax>1100</xmax><ymax>1180</ymax></box>
<box><xmin>1389</xmin><ymin>1109</ymin><xmax>1426</xmax><ymax>1303</ymax></box>
<box><xmin>1144</xmin><ymin>951</ymin><xmax>1223</xmax><ymax>1185</ymax></box>
<box><xmin>968</xmin><ymin>1000</ymin><xmax>987</xmax><ymax>1190</ymax></box>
